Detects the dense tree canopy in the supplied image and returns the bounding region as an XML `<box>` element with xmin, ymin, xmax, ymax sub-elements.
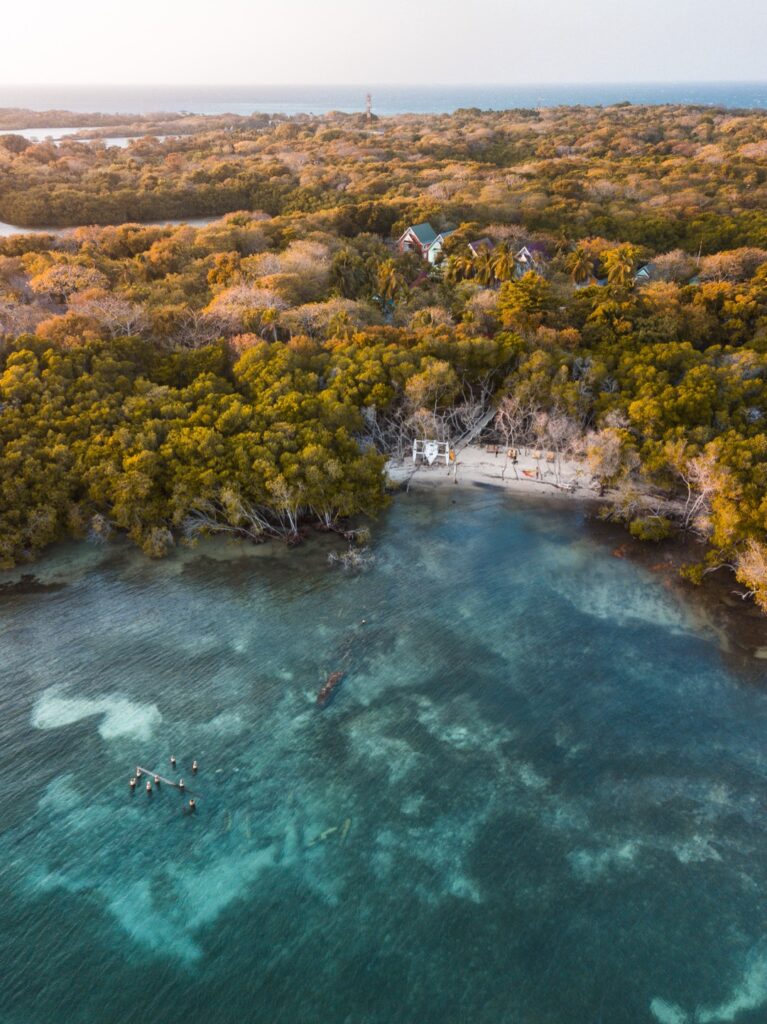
<box><xmin>5</xmin><ymin>104</ymin><xmax>767</xmax><ymax>254</ymax></box>
<box><xmin>1</xmin><ymin>103</ymin><xmax>767</xmax><ymax>608</ymax></box>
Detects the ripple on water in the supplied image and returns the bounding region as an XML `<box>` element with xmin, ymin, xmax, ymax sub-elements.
<box><xmin>3</xmin><ymin>489</ymin><xmax>767</xmax><ymax>1024</ymax></box>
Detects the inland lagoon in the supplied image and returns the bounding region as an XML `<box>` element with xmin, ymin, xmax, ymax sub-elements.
<box><xmin>2</xmin><ymin>488</ymin><xmax>767</xmax><ymax>1024</ymax></box>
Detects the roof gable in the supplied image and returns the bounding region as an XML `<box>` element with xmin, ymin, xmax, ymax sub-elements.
<box><xmin>635</xmin><ymin>262</ymin><xmax>656</xmax><ymax>279</ymax></box>
<box><xmin>468</xmin><ymin>237</ymin><xmax>493</xmax><ymax>255</ymax></box>
<box><xmin>430</xmin><ymin>230</ymin><xmax>454</xmax><ymax>247</ymax></box>
<box><xmin>408</xmin><ymin>222</ymin><xmax>438</xmax><ymax>245</ymax></box>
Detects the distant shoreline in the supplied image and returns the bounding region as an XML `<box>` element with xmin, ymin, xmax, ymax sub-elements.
<box><xmin>5</xmin><ymin>82</ymin><xmax>767</xmax><ymax>118</ymax></box>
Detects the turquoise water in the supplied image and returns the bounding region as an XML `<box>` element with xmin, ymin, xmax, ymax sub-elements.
<box><xmin>4</xmin><ymin>83</ymin><xmax>767</xmax><ymax>117</ymax></box>
<box><xmin>2</xmin><ymin>489</ymin><xmax>767</xmax><ymax>1024</ymax></box>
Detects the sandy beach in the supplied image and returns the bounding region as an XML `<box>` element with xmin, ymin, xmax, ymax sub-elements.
<box><xmin>386</xmin><ymin>445</ymin><xmax>604</xmax><ymax>502</ymax></box>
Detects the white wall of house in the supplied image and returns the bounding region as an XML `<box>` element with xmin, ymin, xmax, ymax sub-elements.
<box><xmin>427</xmin><ymin>237</ymin><xmax>445</xmax><ymax>264</ymax></box>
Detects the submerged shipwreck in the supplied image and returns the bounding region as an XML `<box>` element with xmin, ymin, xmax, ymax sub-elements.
<box><xmin>317</xmin><ymin>671</ymin><xmax>345</xmax><ymax>707</ymax></box>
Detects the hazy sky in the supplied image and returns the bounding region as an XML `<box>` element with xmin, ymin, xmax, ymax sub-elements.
<box><xmin>3</xmin><ymin>0</ymin><xmax>766</xmax><ymax>85</ymax></box>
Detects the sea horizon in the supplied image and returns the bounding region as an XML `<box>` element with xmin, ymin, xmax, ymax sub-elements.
<box><xmin>4</xmin><ymin>81</ymin><xmax>767</xmax><ymax>117</ymax></box>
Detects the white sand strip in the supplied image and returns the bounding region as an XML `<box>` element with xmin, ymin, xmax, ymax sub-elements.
<box><xmin>386</xmin><ymin>445</ymin><xmax>604</xmax><ymax>503</ymax></box>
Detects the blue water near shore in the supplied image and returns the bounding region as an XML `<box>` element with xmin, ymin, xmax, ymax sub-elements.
<box><xmin>4</xmin><ymin>82</ymin><xmax>767</xmax><ymax>116</ymax></box>
<box><xmin>2</xmin><ymin>488</ymin><xmax>767</xmax><ymax>1023</ymax></box>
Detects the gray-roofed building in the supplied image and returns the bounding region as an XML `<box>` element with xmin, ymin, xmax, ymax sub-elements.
<box><xmin>634</xmin><ymin>262</ymin><xmax>657</xmax><ymax>285</ymax></box>
<box><xmin>398</xmin><ymin>222</ymin><xmax>453</xmax><ymax>264</ymax></box>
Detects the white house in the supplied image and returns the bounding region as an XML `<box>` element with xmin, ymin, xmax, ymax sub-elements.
<box><xmin>397</xmin><ymin>222</ymin><xmax>454</xmax><ymax>264</ymax></box>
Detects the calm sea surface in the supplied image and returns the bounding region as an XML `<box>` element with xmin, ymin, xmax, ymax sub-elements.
<box><xmin>3</xmin><ymin>82</ymin><xmax>767</xmax><ymax>117</ymax></box>
<box><xmin>1</xmin><ymin>488</ymin><xmax>767</xmax><ymax>1024</ymax></box>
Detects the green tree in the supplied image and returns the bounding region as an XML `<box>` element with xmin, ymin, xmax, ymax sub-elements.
<box><xmin>491</xmin><ymin>243</ymin><xmax>517</xmax><ymax>284</ymax></box>
<box><xmin>567</xmin><ymin>246</ymin><xmax>596</xmax><ymax>285</ymax></box>
<box><xmin>603</xmin><ymin>245</ymin><xmax>640</xmax><ymax>290</ymax></box>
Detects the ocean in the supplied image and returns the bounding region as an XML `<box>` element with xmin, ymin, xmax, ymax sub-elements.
<box><xmin>2</xmin><ymin>488</ymin><xmax>767</xmax><ymax>1024</ymax></box>
<box><xmin>3</xmin><ymin>82</ymin><xmax>767</xmax><ymax>117</ymax></box>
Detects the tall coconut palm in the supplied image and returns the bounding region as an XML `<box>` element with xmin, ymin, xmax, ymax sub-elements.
<box><xmin>443</xmin><ymin>255</ymin><xmax>462</xmax><ymax>285</ymax></box>
<box><xmin>567</xmin><ymin>246</ymin><xmax>596</xmax><ymax>285</ymax></box>
<box><xmin>603</xmin><ymin>245</ymin><xmax>639</xmax><ymax>290</ymax></box>
<box><xmin>444</xmin><ymin>253</ymin><xmax>474</xmax><ymax>284</ymax></box>
<box><xmin>491</xmin><ymin>242</ymin><xmax>517</xmax><ymax>284</ymax></box>
<box><xmin>376</xmin><ymin>259</ymin><xmax>406</xmax><ymax>305</ymax></box>
<box><xmin>474</xmin><ymin>251</ymin><xmax>496</xmax><ymax>287</ymax></box>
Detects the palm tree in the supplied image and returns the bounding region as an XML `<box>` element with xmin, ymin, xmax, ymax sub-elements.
<box><xmin>567</xmin><ymin>246</ymin><xmax>596</xmax><ymax>286</ymax></box>
<box><xmin>259</xmin><ymin>307</ymin><xmax>280</xmax><ymax>342</ymax></box>
<box><xmin>326</xmin><ymin>310</ymin><xmax>355</xmax><ymax>340</ymax></box>
<box><xmin>330</xmin><ymin>248</ymin><xmax>364</xmax><ymax>298</ymax></box>
<box><xmin>491</xmin><ymin>242</ymin><xmax>517</xmax><ymax>284</ymax></box>
<box><xmin>474</xmin><ymin>251</ymin><xmax>496</xmax><ymax>287</ymax></box>
<box><xmin>603</xmin><ymin>245</ymin><xmax>638</xmax><ymax>290</ymax></box>
<box><xmin>376</xmin><ymin>259</ymin><xmax>406</xmax><ymax>306</ymax></box>
<box><xmin>444</xmin><ymin>254</ymin><xmax>474</xmax><ymax>284</ymax></box>
<box><xmin>443</xmin><ymin>255</ymin><xmax>461</xmax><ymax>285</ymax></box>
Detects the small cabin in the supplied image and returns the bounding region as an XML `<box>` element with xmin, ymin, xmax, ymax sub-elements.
<box><xmin>515</xmin><ymin>245</ymin><xmax>535</xmax><ymax>269</ymax></box>
<box><xmin>514</xmin><ymin>245</ymin><xmax>549</xmax><ymax>275</ymax></box>
<box><xmin>634</xmin><ymin>262</ymin><xmax>656</xmax><ymax>286</ymax></box>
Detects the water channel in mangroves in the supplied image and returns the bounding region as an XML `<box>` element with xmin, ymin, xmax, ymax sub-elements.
<box><xmin>1</xmin><ymin>488</ymin><xmax>766</xmax><ymax>1024</ymax></box>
